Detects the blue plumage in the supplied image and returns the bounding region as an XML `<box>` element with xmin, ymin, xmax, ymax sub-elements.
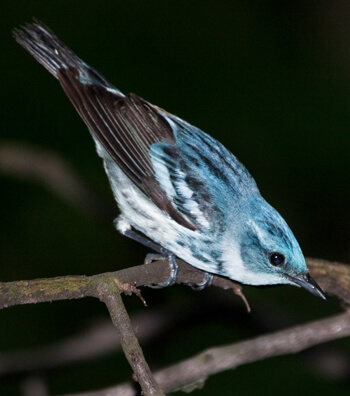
<box><xmin>13</xmin><ymin>20</ymin><xmax>325</xmax><ymax>299</ymax></box>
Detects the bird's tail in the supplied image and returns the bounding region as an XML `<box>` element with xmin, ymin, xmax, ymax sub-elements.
<box><xmin>13</xmin><ymin>18</ymin><xmax>113</xmax><ymax>87</ymax></box>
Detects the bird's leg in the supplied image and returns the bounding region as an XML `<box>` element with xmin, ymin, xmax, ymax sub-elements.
<box><xmin>114</xmin><ymin>216</ymin><xmax>168</xmax><ymax>254</ymax></box>
<box><xmin>114</xmin><ymin>216</ymin><xmax>178</xmax><ymax>288</ymax></box>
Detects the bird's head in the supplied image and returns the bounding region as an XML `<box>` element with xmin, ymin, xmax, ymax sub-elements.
<box><xmin>230</xmin><ymin>197</ymin><xmax>325</xmax><ymax>299</ymax></box>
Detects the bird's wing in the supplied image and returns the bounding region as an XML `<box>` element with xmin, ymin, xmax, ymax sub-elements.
<box><xmin>58</xmin><ymin>68</ymin><xmax>202</xmax><ymax>231</ymax></box>
<box><xmin>59</xmin><ymin>68</ymin><xmax>234</xmax><ymax>234</ymax></box>
<box><xmin>58</xmin><ymin>69</ymin><xmax>259</xmax><ymax>235</ymax></box>
<box><xmin>13</xmin><ymin>19</ymin><xmax>257</xmax><ymax>234</ymax></box>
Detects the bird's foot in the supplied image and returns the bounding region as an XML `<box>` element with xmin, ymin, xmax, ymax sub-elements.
<box><xmin>187</xmin><ymin>272</ymin><xmax>213</xmax><ymax>291</ymax></box>
<box><xmin>144</xmin><ymin>253</ymin><xmax>179</xmax><ymax>288</ymax></box>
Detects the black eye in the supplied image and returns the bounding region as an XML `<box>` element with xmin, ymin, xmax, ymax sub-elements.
<box><xmin>269</xmin><ymin>252</ymin><xmax>285</xmax><ymax>266</ymax></box>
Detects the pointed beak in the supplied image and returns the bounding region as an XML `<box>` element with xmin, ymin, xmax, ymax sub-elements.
<box><xmin>287</xmin><ymin>273</ymin><xmax>326</xmax><ymax>300</ymax></box>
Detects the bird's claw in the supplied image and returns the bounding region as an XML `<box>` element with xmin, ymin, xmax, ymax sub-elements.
<box><xmin>144</xmin><ymin>253</ymin><xmax>179</xmax><ymax>288</ymax></box>
<box><xmin>188</xmin><ymin>272</ymin><xmax>214</xmax><ymax>291</ymax></box>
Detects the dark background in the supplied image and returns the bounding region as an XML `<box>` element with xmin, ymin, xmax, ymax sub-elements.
<box><xmin>1</xmin><ymin>1</ymin><xmax>349</xmax><ymax>395</ymax></box>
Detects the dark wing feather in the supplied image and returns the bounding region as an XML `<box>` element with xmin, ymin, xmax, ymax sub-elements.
<box><xmin>58</xmin><ymin>68</ymin><xmax>197</xmax><ymax>231</ymax></box>
<box><xmin>13</xmin><ymin>19</ymin><xmax>200</xmax><ymax>231</ymax></box>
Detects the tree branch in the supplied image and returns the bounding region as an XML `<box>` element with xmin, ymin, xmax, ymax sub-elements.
<box><xmin>307</xmin><ymin>258</ymin><xmax>350</xmax><ymax>304</ymax></box>
<box><xmin>0</xmin><ymin>257</ymin><xmax>349</xmax><ymax>312</ymax></box>
<box><xmin>0</xmin><ymin>261</ymin><xmax>241</xmax><ymax>396</ymax></box>
<box><xmin>0</xmin><ymin>260</ymin><xmax>245</xmax><ymax>310</ymax></box>
<box><xmin>59</xmin><ymin>310</ymin><xmax>350</xmax><ymax>396</ymax></box>
<box><xmin>0</xmin><ymin>256</ymin><xmax>348</xmax><ymax>395</ymax></box>
<box><xmin>97</xmin><ymin>279</ymin><xmax>164</xmax><ymax>396</ymax></box>
<box><xmin>155</xmin><ymin>311</ymin><xmax>350</xmax><ymax>393</ymax></box>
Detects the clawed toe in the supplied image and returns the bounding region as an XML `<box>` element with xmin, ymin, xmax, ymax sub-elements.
<box><xmin>188</xmin><ymin>272</ymin><xmax>213</xmax><ymax>291</ymax></box>
<box><xmin>144</xmin><ymin>253</ymin><xmax>179</xmax><ymax>288</ymax></box>
<box><xmin>144</xmin><ymin>253</ymin><xmax>169</xmax><ymax>266</ymax></box>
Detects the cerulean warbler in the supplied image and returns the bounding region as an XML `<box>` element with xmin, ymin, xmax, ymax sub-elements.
<box><xmin>13</xmin><ymin>20</ymin><xmax>325</xmax><ymax>299</ymax></box>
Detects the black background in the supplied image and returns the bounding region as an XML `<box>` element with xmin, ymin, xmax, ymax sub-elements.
<box><xmin>1</xmin><ymin>2</ymin><xmax>349</xmax><ymax>395</ymax></box>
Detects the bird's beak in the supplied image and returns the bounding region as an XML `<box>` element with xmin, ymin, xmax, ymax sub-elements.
<box><xmin>287</xmin><ymin>273</ymin><xmax>326</xmax><ymax>300</ymax></box>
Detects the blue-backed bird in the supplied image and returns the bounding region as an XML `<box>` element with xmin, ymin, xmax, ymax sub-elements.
<box><xmin>13</xmin><ymin>19</ymin><xmax>325</xmax><ymax>299</ymax></box>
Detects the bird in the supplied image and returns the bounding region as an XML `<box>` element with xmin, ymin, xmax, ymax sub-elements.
<box><xmin>13</xmin><ymin>19</ymin><xmax>325</xmax><ymax>299</ymax></box>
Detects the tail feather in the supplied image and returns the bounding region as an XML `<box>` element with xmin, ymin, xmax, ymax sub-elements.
<box><xmin>13</xmin><ymin>19</ymin><xmax>114</xmax><ymax>88</ymax></box>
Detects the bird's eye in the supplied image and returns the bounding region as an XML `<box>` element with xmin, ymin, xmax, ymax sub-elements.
<box><xmin>269</xmin><ymin>252</ymin><xmax>285</xmax><ymax>266</ymax></box>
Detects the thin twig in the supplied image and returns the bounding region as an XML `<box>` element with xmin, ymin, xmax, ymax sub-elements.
<box><xmin>59</xmin><ymin>310</ymin><xmax>350</xmax><ymax>396</ymax></box>
<box><xmin>97</xmin><ymin>279</ymin><xmax>164</xmax><ymax>396</ymax></box>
